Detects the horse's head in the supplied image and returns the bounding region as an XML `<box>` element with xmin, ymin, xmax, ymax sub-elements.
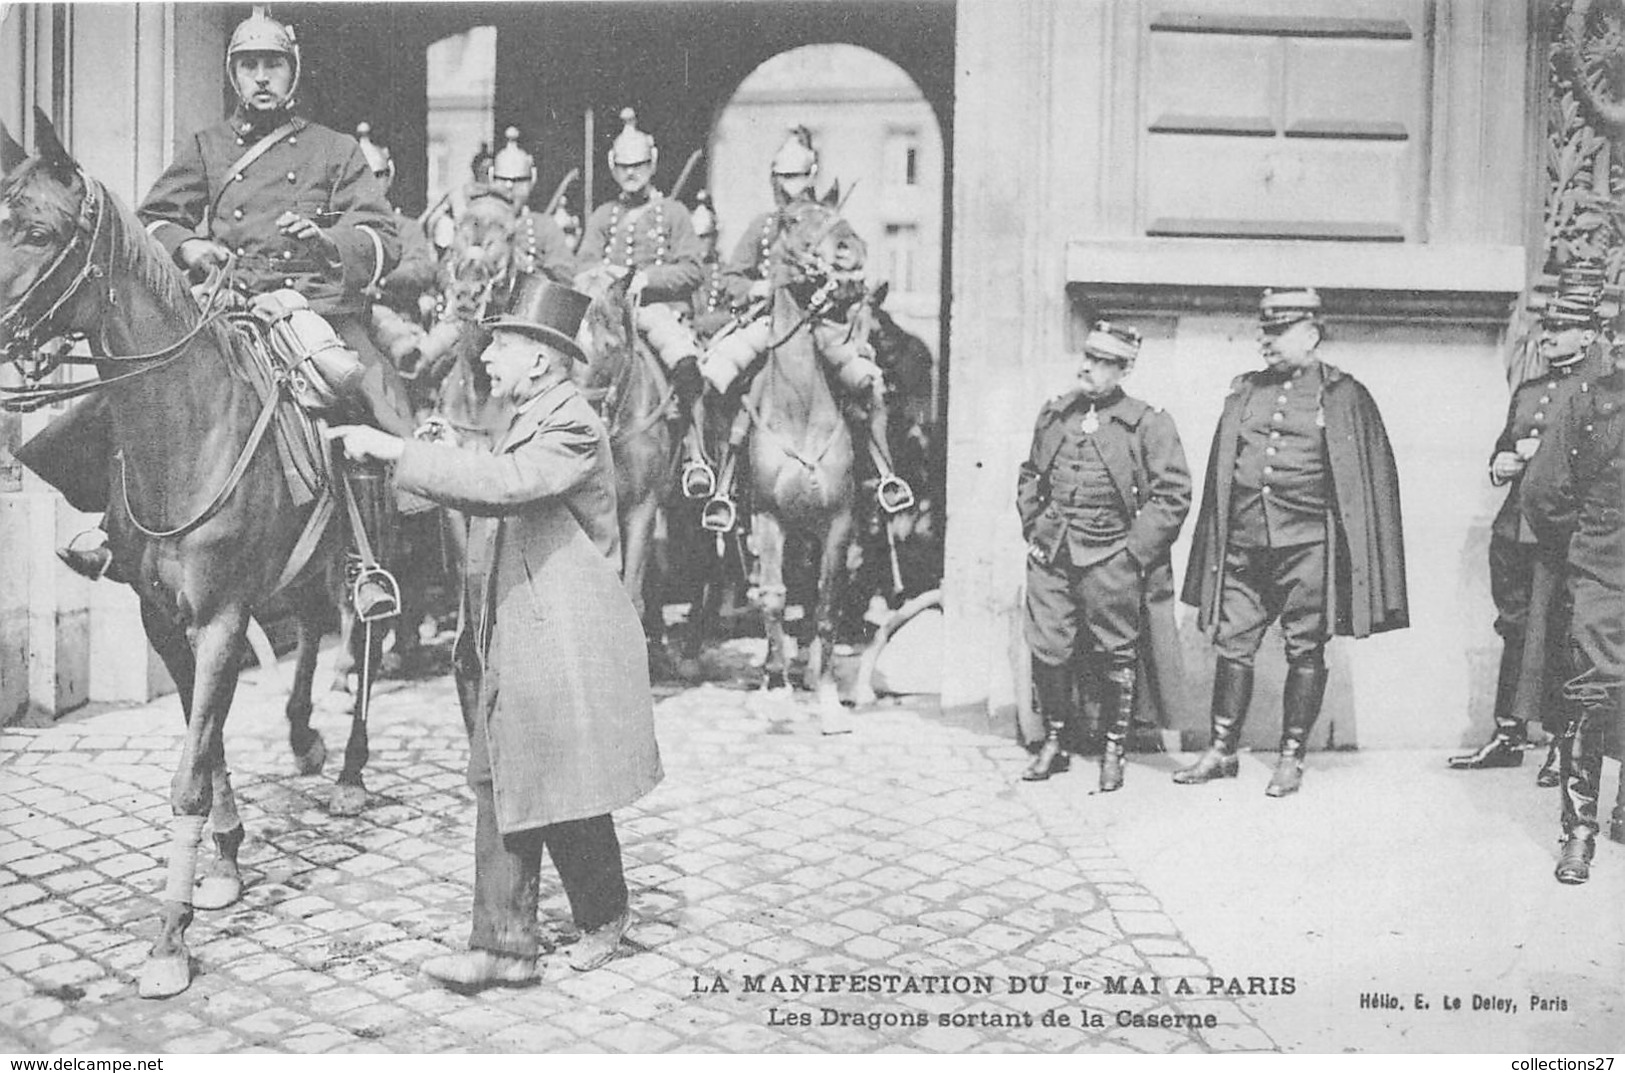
<box><xmin>0</xmin><ymin>109</ymin><xmax>102</xmax><ymax>379</ymax></box>
<box><xmin>572</xmin><ymin>268</ymin><xmax>637</xmax><ymax>393</ymax></box>
<box><xmin>774</xmin><ymin>185</ymin><xmax>867</xmax><ymax>305</ymax></box>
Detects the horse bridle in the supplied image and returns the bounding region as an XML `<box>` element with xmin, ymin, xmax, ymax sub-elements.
<box><xmin>0</xmin><ymin>171</ymin><xmax>108</xmax><ymax>377</ymax></box>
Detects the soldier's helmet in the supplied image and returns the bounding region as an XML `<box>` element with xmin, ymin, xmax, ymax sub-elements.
<box><xmin>770</xmin><ymin>126</ymin><xmax>819</xmax><ymax>179</ymax></box>
<box><xmin>691</xmin><ymin>190</ymin><xmax>717</xmax><ymax>240</ymax></box>
<box><xmin>355</xmin><ymin>122</ymin><xmax>394</xmax><ymax>184</ymax></box>
<box><xmin>1083</xmin><ymin>321</ymin><xmax>1142</xmax><ymax>369</ymax></box>
<box><xmin>226</xmin><ymin>6</ymin><xmax>301</xmax><ymax>102</ymax></box>
<box><xmin>1259</xmin><ymin>287</ymin><xmax>1323</xmax><ymax>331</ymax></box>
<box><xmin>492</xmin><ymin>126</ymin><xmax>537</xmax><ymax>184</ymax></box>
<box><xmin>609</xmin><ymin>108</ymin><xmax>657</xmax><ymax>169</ymax></box>
<box><xmin>1544</xmin><ymin>261</ymin><xmax>1607</xmax><ymax>330</ymax></box>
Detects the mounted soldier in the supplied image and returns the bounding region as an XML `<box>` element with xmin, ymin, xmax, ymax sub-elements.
<box><xmin>698</xmin><ymin>126</ymin><xmax>914</xmax><ymax>533</ymax></box>
<box><xmin>689</xmin><ymin>190</ymin><xmax>731</xmax><ymax>342</ymax></box>
<box><xmin>486</xmin><ymin>125</ymin><xmax>578</xmax><ymax>287</ymax></box>
<box><xmin>576</xmin><ymin>108</ymin><xmax>710</xmax><ymax>497</ymax></box>
<box><xmin>46</xmin><ymin>7</ymin><xmax>407</xmax><ymax>618</ymax></box>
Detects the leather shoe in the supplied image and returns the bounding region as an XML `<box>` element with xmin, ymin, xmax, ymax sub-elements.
<box><xmin>568</xmin><ymin>909</ymin><xmax>630</xmax><ymax>972</ymax></box>
<box><xmin>57</xmin><ymin>532</ymin><xmax>114</xmax><ymax>581</ymax></box>
<box><xmin>1554</xmin><ymin>832</ymin><xmax>1595</xmax><ymax>885</ymax></box>
<box><xmin>421</xmin><ymin>949</ymin><xmax>539</xmax><ymax>992</ymax></box>
<box><xmin>1447</xmin><ymin>735</ymin><xmax>1524</xmax><ymax>770</ymax></box>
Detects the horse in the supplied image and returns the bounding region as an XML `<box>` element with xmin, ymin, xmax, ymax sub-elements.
<box><xmin>736</xmin><ymin>191</ymin><xmax>879</xmax><ymax>729</ymax></box>
<box><xmin>574</xmin><ymin>269</ymin><xmax>681</xmax><ymax>661</ymax></box>
<box><xmin>0</xmin><ymin>112</ymin><xmax>374</xmax><ymax>998</ymax></box>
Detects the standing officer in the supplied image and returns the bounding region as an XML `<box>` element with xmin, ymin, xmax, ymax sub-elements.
<box><xmin>1178</xmin><ymin>289</ymin><xmax>1409</xmax><ymax>796</ymax></box>
<box><xmin>49</xmin><ymin>7</ymin><xmax>407</xmax><ymax>606</ymax></box>
<box><xmin>576</xmin><ymin>108</ymin><xmax>710</xmax><ymax>495</ymax></box>
<box><xmin>488</xmin><ymin>126</ymin><xmax>579</xmax><ymax>287</ymax></box>
<box><xmin>1523</xmin><ymin>321</ymin><xmax>1625</xmax><ymax>884</ymax></box>
<box><xmin>1017</xmin><ymin>324</ymin><xmax>1191</xmax><ymax>790</ymax></box>
<box><xmin>328</xmin><ymin>277</ymin><xmax>663</xmax><ymax>983</ymax></box>
<box><xmin>1450</xmin><ymin>266</ymin><xmax>1613</xmax><ymax>777</ymax></box>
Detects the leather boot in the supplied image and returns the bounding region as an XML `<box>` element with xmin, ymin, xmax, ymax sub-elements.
<box><xmin>1098</xmin><ymin>662</ymin><xmax>1136</xmax><ymax>793</ymax></box>
<box><xmin>1448</xmin><ymin>640</ymin><xmax>1526</xmax><ymax>768</ymax></box>
<box><xmin>1536</xmin><ymin>738</ymin><xmax>1562</xmax><ymax>789</ymax></box>
<box><xmin>1173</xmin><ymin>659</ymin><xmax>1252</xmax><ymax>784</ymax></box>
<box><xmin>58</xmin><ymin>528</ymin><xmax>115</xmax><ymax>581</ymax></box>
<box><xmin>1266</xmin><ymin>659</ymin><xmax>1329</xmax><ymax>797</ymax></box>
<box><xmin>1022</xmin><ymin>660</ymin><xmax>1074</xmax><ymax>781</ymax></box>
<box><xmin>1555</xmin><ymin>711</ymin><xmax>1603</xmax><ymax>884</ymax></box>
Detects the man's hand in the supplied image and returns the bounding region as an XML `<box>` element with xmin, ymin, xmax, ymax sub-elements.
<box><xmin>277</xmin><ymin>211</ymin><xmax>341</xmax><ymax>263</ymax></box>
<box><xmin>326</xmin><ymin>424</ymin><xmax>405</xmax><ymax>463</ymax></box>
<box><xmin>178</xmin><ymin>238</ymin><xmax>231</xmax><ymax>277</ymax></box>
<box><xmin>1491</xmin><ymin>451</ymin><xmax>1526</xmax><ymax>483</ymax></box>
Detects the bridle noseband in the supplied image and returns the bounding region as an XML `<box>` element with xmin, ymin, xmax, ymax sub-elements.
<box><xmin>0</xmin><ymin>172</ymin><xmax>107</xmax><ymax>378</ymax></box>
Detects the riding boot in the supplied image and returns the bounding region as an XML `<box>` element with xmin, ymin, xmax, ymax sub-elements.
<box><xmin>57</xmin><ymin>526</ymin><xmax>117</xmax><ymax>582</ymax></box>
<box><xmin>1555</xmin><ymin>710</ymin><xmax>1603</xmax><ymax>884</ymax></box>
<box><xmin>1098</xmin><ymin>661</ymin><xmax>1137</xmax><ymax>793</ymax></box>
<box><xmin>1173</xmin><ymin>659</ymin><xmax>1253</xmax><ymax>784</ymax></box>
<box><xmin>1448</xmin><ymin>639</ymin><xmax>1526</xmax><ymax>768</ymax></box>
<box><xmin>1266</xmin><ymin>658</ymin><xmax>1329</xmax><ymax>798</ymax></box>
<box><xmin>345</xmin><ymin>467</ymin><xmax>399</xmax><ymax>621</ymax></box>
<box><xmin>1022</xmin><ymin>660</ymin><xmax>1074</xmax><ymax>781</ymax></box>
<box><xmin>864</xmin><ymin>396</ymin><xmax>915</xmax><ymax>515</ymax></box>
<box><xmin>702</xmin><ymin>404</ymin><xmax>752</xmax><ymax>533</ymax></box>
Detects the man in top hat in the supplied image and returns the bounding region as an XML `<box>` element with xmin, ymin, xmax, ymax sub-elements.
<box><xmin>1178</xmin><ymin>288</ymin><xmax>1408</xmax><ymax>796</ymax></box>
<box><xmin>40</xmin><ymin>7</ymin><xmax>407</xmax><ymax>616</ymax></box>
<box><xmin>487</xmin><ymin>126</ymin><xmax>579</xmax><ymax>287</ymax></box>
<box><xmin>1450</xmin><ymin>265</ymin><xmax>1615</xmax><ymax>779</ymax></box>
<box><xmin>1017</xmin><ymin>323</ymin><xmax>1191</xmax><ymax>790</ymax></box>
<box><xmin>576</xmin><ymin>109</ymin><xmax>711</xmax><ymax>493</ymax></box>
<box><xmin>697</xmin><ymin>126</ymin><xmax>914</xmax><ymax>531</ymax></box>
<box><xmin>327</xmin><ymin>275</ymin><xmax>662</xmax><ymax>986</ymax></box>
<box><xmin>1522</xmin><ymin>288</ymin><xmax>1625</xmax><ymax>884</ymax></box>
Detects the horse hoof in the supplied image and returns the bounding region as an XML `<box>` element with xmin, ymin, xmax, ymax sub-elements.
<box><xmin>192</xmin><ymin>874</ymin><xmax>243</xmax><ymax>911</ymax></box>
<box><xmin>294</xmin><ymin>733</ymin><xmax>328</xmax><ymax>776</ymax></box>
<box><xmin>138</xmin><ymin>954</ymin><xmax>192</xmax><ymax>999</ymax></box>
<box><xmin>328</xmin><ymin>783</ymin><xmax>367</xmax><ymax>816</ymax></box>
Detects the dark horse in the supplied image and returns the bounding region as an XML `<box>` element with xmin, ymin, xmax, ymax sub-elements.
<box><xmin>575</xmin><ymin>269</ymin><xmax>680</xmax><ymax>655</ymax></box>
<box><xmin>739</xmin><ymin>193</ymin><xmax>878</xmax><ymax>730</ymax></box>
<box><xmin>0</xmin><ymin>114</ymin><xmax>368</xmax><ymax>997</ymax></box>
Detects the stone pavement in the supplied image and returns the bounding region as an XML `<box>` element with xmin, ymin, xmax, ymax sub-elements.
<box><xmin>0</xmin><ymin>643</ymin><xmax>1620</xmax><ymax>1054</ymax></box>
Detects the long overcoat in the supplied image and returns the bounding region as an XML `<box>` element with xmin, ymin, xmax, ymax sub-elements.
<box><xmin>394</xmin><ymin>377</ymin><xmax>662</xmax><ymax>833</ymax></box>
<box><xmin>1181</xmin><ymin>361</ymin><xmax>1409</xmax><ymax>639</ymax></box>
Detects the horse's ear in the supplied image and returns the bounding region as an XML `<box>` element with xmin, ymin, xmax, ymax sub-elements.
<box><xmin>821</xmin><ymin>180</ymin><xmax>841</xmax><ymax>208</ymax></box>
<box><xmin>33</xmin><ymin>107</ymin><xmax>77</xmax><ymax>176</ymax></box>
<box><xmin>1</xmin><ymin>121</ymin><xmax>25</xmax><ymax>174</ymax></box>
<box><xmin>870</xmin><ymin>280</ymin><xmax>890</xmax><ymax>309</ymax></box>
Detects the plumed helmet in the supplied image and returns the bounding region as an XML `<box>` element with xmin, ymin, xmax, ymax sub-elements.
<box><xmin>492</xmin><ymin>126</ymin><xmax>536</xmax><ymax>183</ymax></box>
<box><xmin>227</xmin><ymin>6</ymin><xmax>301</xmax><ymax>101</ymax></box>
<box><xmin>354</xmin><ymin>122</ymin><xmax>393</xmax><ymax>181</ymax></box>
<box><xmin>691</xmin><ymin>190</ymin><xmax>717</xmax><ymax>239</ymax></box>
<box><xmin>1083</xmin><ymin>321</ymin><xmax>1142</xmax><ymax>368</ymax></box>
<box><xmin>470</xmin><ymin>141</ymin><xmax>494</xmax><ymax>184</ymax></box>
<box><xmin>770</xmin><ymin>126</ymin><xmax>819</xmax><ymax>177</ymax></box>
<box><xmin>609</xmin><ymin>108</ymin><xmax>657</xmax><ymax>168</ymax></box>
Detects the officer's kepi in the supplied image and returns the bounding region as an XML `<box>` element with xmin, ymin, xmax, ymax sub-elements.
<box><xmin>1083</xmin><ymin>321</ymin><xmax>1141</xmax><ymax>367</ymax></box>
<box><xmin>1259</xmin><ymin>287</ymin><xmax>1322</xmax><ymax>331</ymax></box>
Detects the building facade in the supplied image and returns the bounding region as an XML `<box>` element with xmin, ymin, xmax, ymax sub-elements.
<box><xmin>0</xmin><ymin>1</ymin><xmax>1562</xmax><ymax>754</ymax></box>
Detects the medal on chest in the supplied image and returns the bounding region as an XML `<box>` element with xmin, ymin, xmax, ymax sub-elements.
<box><xmin>1080</xmin><ymin>406</ymin><xmax>1099</xmax><ymax>435</ymax></box>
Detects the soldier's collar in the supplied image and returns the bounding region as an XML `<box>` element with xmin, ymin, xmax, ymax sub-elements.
<box><xmin>233</xmin><ymin>108</ymin><xmax>303</xmax><ymax>137</ymax></box>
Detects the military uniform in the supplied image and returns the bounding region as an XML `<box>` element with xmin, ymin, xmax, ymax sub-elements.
<box><xmin>1016</xmin><ymin>324</ymin><xmax>1191</xmax><ymax>790</ymax></box>
<box><xmin>577</xmin><ymin>190</ymin><xmax>705</xmax><ymax>360</ymax></box>
<box><xmin>1178</xmin><ymin>289</ymin><xmax>1408</xmax><ymax>796</ymax></box>
<box><xmin>692</xmin><ymin>256</ymin><xmax>730</xmax><ymax>341</ymax></box>
<box><xmin>1452</xmin><ymin>343</ymin><xmax>1612</xmax><ymax>772</ymax></box>
<box><xmin>138</xmin><ymin>111</ymin><xmax>413</xmax><ymax>439</ymax></box>
<box><xmin>1523</xmin><ymin>358</ymin><xmax>1625</xmax><ymax>881</ymax></box>
<box><xmin>509</xmin><ymin>206</ymin><xmax>579</xmax><ymax>287</ymax></box>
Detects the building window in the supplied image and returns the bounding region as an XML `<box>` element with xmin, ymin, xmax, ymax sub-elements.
<box><xmin>885</xmin><ymin>129</ymin><xmax>921</xmax><ymax>188</ymax></box>
<box><xmin>885</xmin><ymin>223</ymin><xmax>919</xmax><ymax>292</ymax></box>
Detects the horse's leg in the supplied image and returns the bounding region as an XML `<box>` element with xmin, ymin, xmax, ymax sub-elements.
<box><xmin>624</xmin><ymin>496</ymin><xmax>668</xmax><ymax>677</ymax></box>
<box><xmin>753</xmin><ymin>513</ymin><xmax>790</xmax><ymax>693</ymax></box>
<box><xmin>285</xmin><ymin>581</ymin><xmax>329</xmax><ymax>776</ymax></box>
<box><xmin>330</xmin><ymin>601</ymin><xmax>355</xmax><ymax>694</ymax></box>
<box><xmin>330</xmin><ymin>612</ymin><xmax>381</xmax><ymax>816</ymax></box>
<box><xmin>143</xmin><ymin>604</ymin><xmax>249</xmax><ymax>999</ymax></box>
<box><xmin>811</xmin><ymin>509</ymin><xmax>856</xmax><ymax>735</ymax></box>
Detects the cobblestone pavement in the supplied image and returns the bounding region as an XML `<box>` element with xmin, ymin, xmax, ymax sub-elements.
<box><xmin>0</xmin><ymin>642</ymin><xmax>1271</xmax><ymax>1054</ymax></box>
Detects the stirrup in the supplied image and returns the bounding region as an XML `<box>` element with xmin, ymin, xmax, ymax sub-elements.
<box><xmin>876</xmin><ymin>474</ymin><xmax>915</xmax><ymax>514</ymax></box>
<box><xmin>681</xmin><ymin>459</ymin><xmax>717</xmax><ymax>500</ymax></box>
<box><xmin>351</xmin><ymin>566</ymin><xmax>400</xmax><ymax>623</ymax></box>
<box><xmin>701</xmin><ymin>495</ymin><xmax>738</xmax><ymax>534</ymax></box>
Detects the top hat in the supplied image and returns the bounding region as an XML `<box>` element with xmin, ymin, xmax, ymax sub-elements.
<box><xmin>1083</xmin><ymin>320</ymin><xmax>1142</xmax><ymax>366</ymax></box>
<box><xmin>1259</xmin><ymin>287</ymin><xmax>1322</xmax><ymax>329</ymax></box>
<box><xmin>482</xmin><ymin>276</ymin><xmax>591</xmax><ymax>363</ymax></box>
